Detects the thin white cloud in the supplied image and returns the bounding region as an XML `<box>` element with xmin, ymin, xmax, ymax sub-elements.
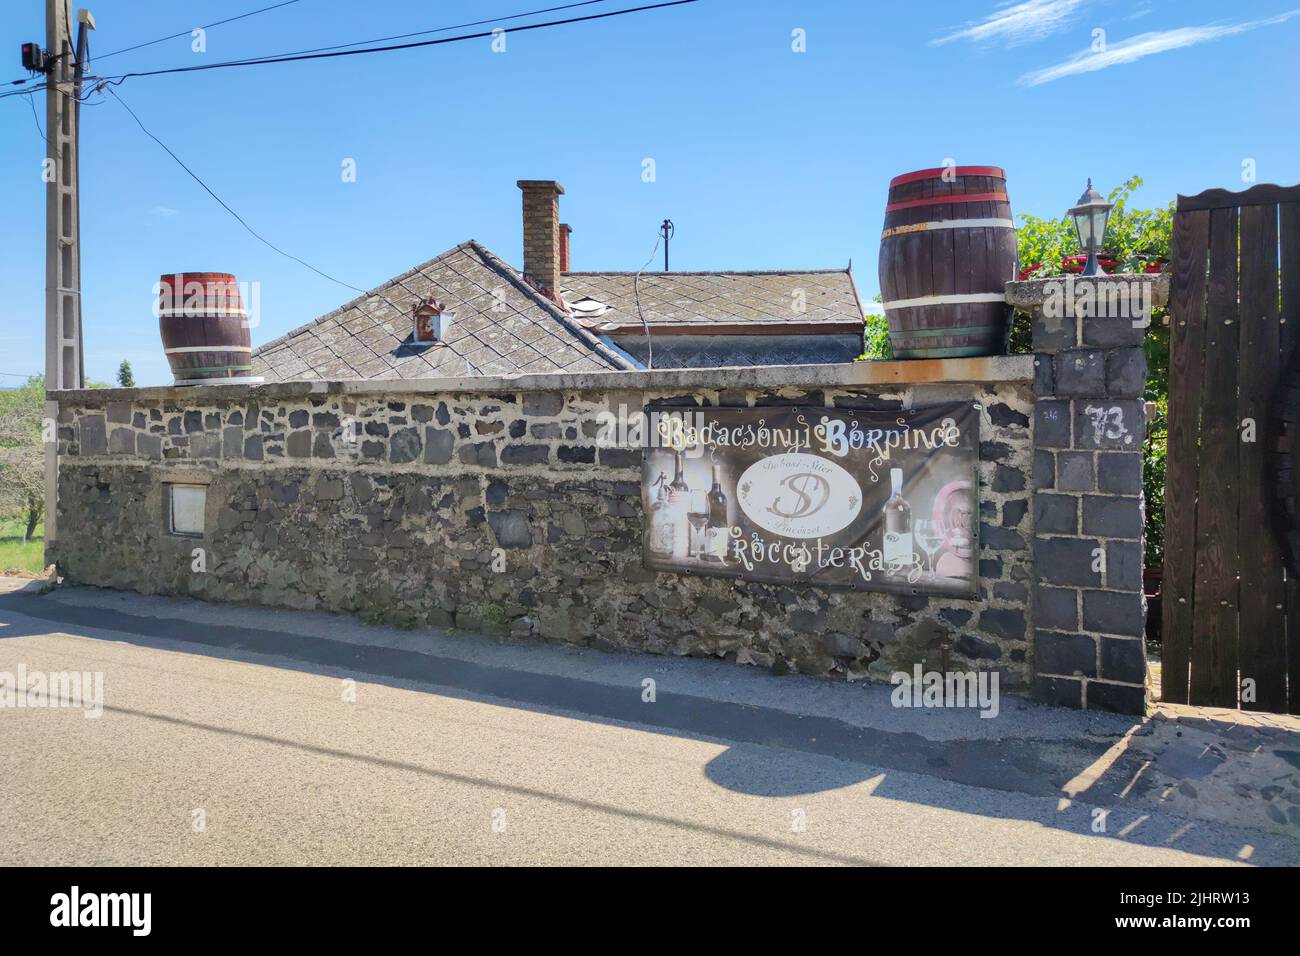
<box><xmin>151</xmin><ymin>206</ymin><xmax>178</xmax><ymax>217</ymax></box>
<box><xmin>1019</xmin><ymin>8</ymin><xmax>1300</xmax><ymax>85</ymax></box>
<box><xmin>933</xmin><ymin>0</ymin><xmax>1089</xmax><ymax>47</ymax></box>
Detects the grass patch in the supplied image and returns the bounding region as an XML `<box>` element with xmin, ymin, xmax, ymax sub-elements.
<box><xmin>359</xmin><ymin>605</ymin><xmax>419</xmax><ymax>630</ymax></box>
<box><xmin>0</xmin><ymin>518</ymin><xmax>45</xmax><ymax>574</ymax></box>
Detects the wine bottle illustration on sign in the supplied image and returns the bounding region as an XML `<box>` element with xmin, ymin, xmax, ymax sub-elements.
<box><xmin>702</xmin><ymin>463</ymin><xmax>729</xmax><ymax>563</ymax></box>
<box><xmin>882</xmin><ymin>466</ymin><xmax>913</xmax><ymax>571</ymax></box>
<box><xmin>667</xmin><ymin>451</ymin><xmax>692</xmax><ymax>561</ymax></box>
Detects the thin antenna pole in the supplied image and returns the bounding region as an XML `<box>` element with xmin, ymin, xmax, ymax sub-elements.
<box><xmin>659</xmin><ymin>218</ymin><xmax>673</xmax><ymax>272</ymax></box>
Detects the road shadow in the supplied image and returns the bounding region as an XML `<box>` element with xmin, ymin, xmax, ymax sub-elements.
<box><xmin>2</xmin><ymin>590</ymin><xmax>1297</xmax><ymax>864</ymax></box>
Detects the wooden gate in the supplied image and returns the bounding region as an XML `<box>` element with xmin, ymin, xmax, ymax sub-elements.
<box><xmin>1163</xmin><ymin>183</ymin><xmax>1300</xmax><ymax>712</ymax></box>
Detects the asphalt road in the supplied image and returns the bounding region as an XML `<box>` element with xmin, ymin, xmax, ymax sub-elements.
<box><xmin>1</xmin><ymin>586</ymin><xmax>1297</xmax><ymax>866</ymax></box>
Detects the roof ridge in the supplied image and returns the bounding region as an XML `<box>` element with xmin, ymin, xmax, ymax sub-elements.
<box><xmin>468</xmin><ymin>241</ymin><xmax>636</xmax><ymax>372</ymax></box>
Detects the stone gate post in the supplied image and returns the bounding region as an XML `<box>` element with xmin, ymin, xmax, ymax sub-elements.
<box><xmin>1007</xmin><ymin>273</ymin><xmax>1169</xmax><ymax>714</ymax></box>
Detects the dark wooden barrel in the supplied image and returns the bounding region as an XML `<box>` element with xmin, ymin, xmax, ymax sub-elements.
<box><xmin>878</xmin><ymin>166</ymin><xmax>1017</xmax><ymax>358</ymax></box>
<box><xmin>157</xmin><ymin>272</ymin><xmax>254</xmax><ymax>385</ymax></box>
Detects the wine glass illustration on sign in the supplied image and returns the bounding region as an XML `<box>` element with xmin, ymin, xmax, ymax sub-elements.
<box><xmin>914</xmin><ymin>518</ymin><xmax>947</xmax><ymax>577</ymax></box>
<box><xmin>688</xmin><ymin>489</ymin><xmax>710</xmax><ymax>560</ymax></box>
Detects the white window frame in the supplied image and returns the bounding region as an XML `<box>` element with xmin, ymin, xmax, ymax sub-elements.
<box><xmin>167</xmin><ymin>483</ymin><xmax>207</xmax><ymax>537</ymax></box>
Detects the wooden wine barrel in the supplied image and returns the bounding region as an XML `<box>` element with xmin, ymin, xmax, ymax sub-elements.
<box><xmin>157</xmin><ymin>272</ymin><xmax>256</xmax><ymax>385</ymax></box>
<box><xmin>878</xmin><ymin>166</ymin><xmax>1017</xmax><ymax>358</ymax></box>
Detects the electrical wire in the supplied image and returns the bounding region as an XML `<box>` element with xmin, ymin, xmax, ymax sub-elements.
<box><xmin>1</xmin><ymin>61</ymin><xmax>112</xmax><ymax>101</ymax></box>
<box><xmin>107</xmin><ymin>86</ymin><xmax>371</xmax><ymax>297</ymax></box>
<box><xmin>7</xmin><ymin>88</ymin><xmax>87</xmax><ymax>154</ymax></box>
<box><xmin>5</xmin><ymin>0</ymin><xmax>305</xmax><ymax>89</ymax></box>
<box><xmin>222</xmin><ymin>0</ymin><xmax>614</xmax><ymax>60</ymax></box>
<box><xmin>27</xmin><ymin>94</ymin><xmax>42</xmax><ymax>137</ymax></box>
<box><xmin>0</xmin><ymin>72</ymin><xmax>108</xmax><ymax>104</ymax></box>
<box><xmin>94</xmin><ymin>0</ymin><xmax>306</xmax><ymax>62</ymax></box>
<box><xmin>1</xmin><ymin>1</ymin><xmax>695</xmax><ymax>102</ymax></box>
<box><xmin>633</xmin><ymin>234</ymin><xmax>662</xmax><ymax>370</ymax></box>
<box><xmin>103</xmin><ymin>87</ymin><xmax>474</xmax><ymax>373</ymax></box>
<box><xmin>80</xmin><ymin>1</ymin><xmax>698</xmax><ymax>87</ymax></box>
<box><xmin>9</xmin><ymin>0</ymin><xmax>700</xmax><ymax>376</ymax></box>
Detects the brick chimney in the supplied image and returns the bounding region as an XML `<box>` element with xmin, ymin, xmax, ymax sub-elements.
<box><xmin>517</xmin><ymin>180</ymin><xmax>564</xmax><ymax>296</ymax></box>
<box><xmin>559</xmin><ymin>223</ymin><xmax>572</xmax><ymax>274</ymax></box>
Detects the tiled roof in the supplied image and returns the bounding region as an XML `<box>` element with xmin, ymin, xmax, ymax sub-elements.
<box><xmin>559</xmin><ymin>269</ymin><xmax>865</xmax><ymax>332</ymax></box>
<box><xmin>252</xmin><ymin>240</ymin><xmax>632</xmax><ymax>382</ymax></box>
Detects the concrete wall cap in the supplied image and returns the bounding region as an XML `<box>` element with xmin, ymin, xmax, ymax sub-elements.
<box><xmin>1005</xmin><ymin>272</ymin><xmax>1170</xmax><ymax>310</ymax></box>
<box><xmin>50</xmin><ymin>356</ymin><xmax>1035</xmax><ymax>405</ymax></box>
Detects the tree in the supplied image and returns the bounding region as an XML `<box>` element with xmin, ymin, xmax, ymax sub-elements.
<box><xmin>0</xmin><ymin>376</ymin><xmax>46</xmax><ymax>542</ymax></box>
<box><xmin>116</xmin><ymin>360</ymin><xmax>135</xmax><ymax>388</ymax></box>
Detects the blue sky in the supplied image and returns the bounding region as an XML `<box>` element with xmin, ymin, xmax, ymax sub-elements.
<box><xmin>2</xmin><ymin>0</ymin><xmax>1298</xmax><ymax>386</ymax></box>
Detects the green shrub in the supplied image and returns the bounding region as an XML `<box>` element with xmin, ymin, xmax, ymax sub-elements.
<box><xmin>1015</xmin><ymin>175</ymin><xmax>1172</xmax><ymax>278</ymax></box>
<box><xmin>859</xmin><ymin>311</ymin><xmax>892</xmax><ymax>361</ymax></box>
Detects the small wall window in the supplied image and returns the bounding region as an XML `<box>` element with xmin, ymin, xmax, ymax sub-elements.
<box><xmin>168</xmin><ymin>484</ymin><xmax>207</xmax><ymax>537</ymax></box>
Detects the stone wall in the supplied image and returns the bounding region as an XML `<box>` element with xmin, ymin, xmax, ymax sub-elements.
<box><xmin>50</xmin><ymin>361</ymin><xmax>1041</xmax><ymax>690</ymax></box>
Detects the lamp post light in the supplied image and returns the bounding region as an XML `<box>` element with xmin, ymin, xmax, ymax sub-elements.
<box><xmin>1068</xmin><ymin>179</ymin><xmax>1114</xmax><ymax>277</ymax></box>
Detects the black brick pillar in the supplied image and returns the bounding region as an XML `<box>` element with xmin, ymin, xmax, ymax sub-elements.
<box><xmin>1019</xmin><ymin>275</ymin><xmax>1155</xmax><ymax>715</ymax></box>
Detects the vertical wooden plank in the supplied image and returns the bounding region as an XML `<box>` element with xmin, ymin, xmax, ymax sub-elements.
<box><xmin>893</xmin><ymin>178</ymin><xmax>931</xmax><ymax>343</ymax></box>
<box><xmin>1237</xmin><ymin>204</ymin><xmax>1287</xmax><ymax>711</ymax></box>
<box><xmin>1280</xmin><ymin>201</ymin><xmax>1300</xmax><ymax>713</ymax></box>
<box><xmin>954</xmin><ymin>210</ymin><xmax>973</xmax><ymax>297</ymax></box>
<box><xmin>931</xmin><ymin>177</ymin><xmax>956</xmax><ymax>335</ymax></box>
<box><xmin>1190</xmin><ymin>206</ymin><xmax>1242</xmax><ymax>707</ymax></box>
<box><xmin>1162</xmin><ymin>208</ymin><xmax>1212</xmax><ymax>703</ymax></box>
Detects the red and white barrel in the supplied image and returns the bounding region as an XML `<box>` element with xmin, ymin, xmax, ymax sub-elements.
<box><xmin>878</xmin><ymin>166</ymin><xmax>1018</xmax><ymax>358</ymax></box>
<box><xmin>156</xmin><ymin>272</ymin><xmax>262</xmax><ymax>386</ymax></box>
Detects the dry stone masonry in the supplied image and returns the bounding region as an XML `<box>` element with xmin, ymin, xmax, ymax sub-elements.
<box><xmin>51</xmin><ymin>363</ymin><xmax>1042</xmax><ymax>692</ymax></box>
<box><xmin>49</xmin><ymin>340</ymin><xmax>1155</xmax><ymax>714</ymax></box>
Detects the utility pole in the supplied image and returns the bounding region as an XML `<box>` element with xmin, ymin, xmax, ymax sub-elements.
<box><xmin>41</xmin><ymin>0</ymin><xmax>93</xmax><ymax>561</ymax></box>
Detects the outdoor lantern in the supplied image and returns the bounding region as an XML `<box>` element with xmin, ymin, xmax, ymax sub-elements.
<box><xmin>1068</xmin><ymin>178</ymin><xmax>1114</xmax><ymax>277</ymax></box>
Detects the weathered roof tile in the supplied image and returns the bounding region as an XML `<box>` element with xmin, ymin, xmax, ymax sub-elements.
<box><xmin>559</xmin><ymin>269</ymin><xmax>864</xmax><ymax>332</ymax></box>
<box><xmin>253</xmin><ymin>242</ymin><xmax>865</xmax><ymax>381</ymax></box>
<box><xmin>252</xmin><ymin>240</ymin><xmax>630</xmax><ymax>381</ymax></box>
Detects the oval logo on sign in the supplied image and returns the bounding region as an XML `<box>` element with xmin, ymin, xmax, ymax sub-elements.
<box><xmin>737</xmin><ymin>453</ymin><xmax>863</xmax><ymax>539</ymax></box>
